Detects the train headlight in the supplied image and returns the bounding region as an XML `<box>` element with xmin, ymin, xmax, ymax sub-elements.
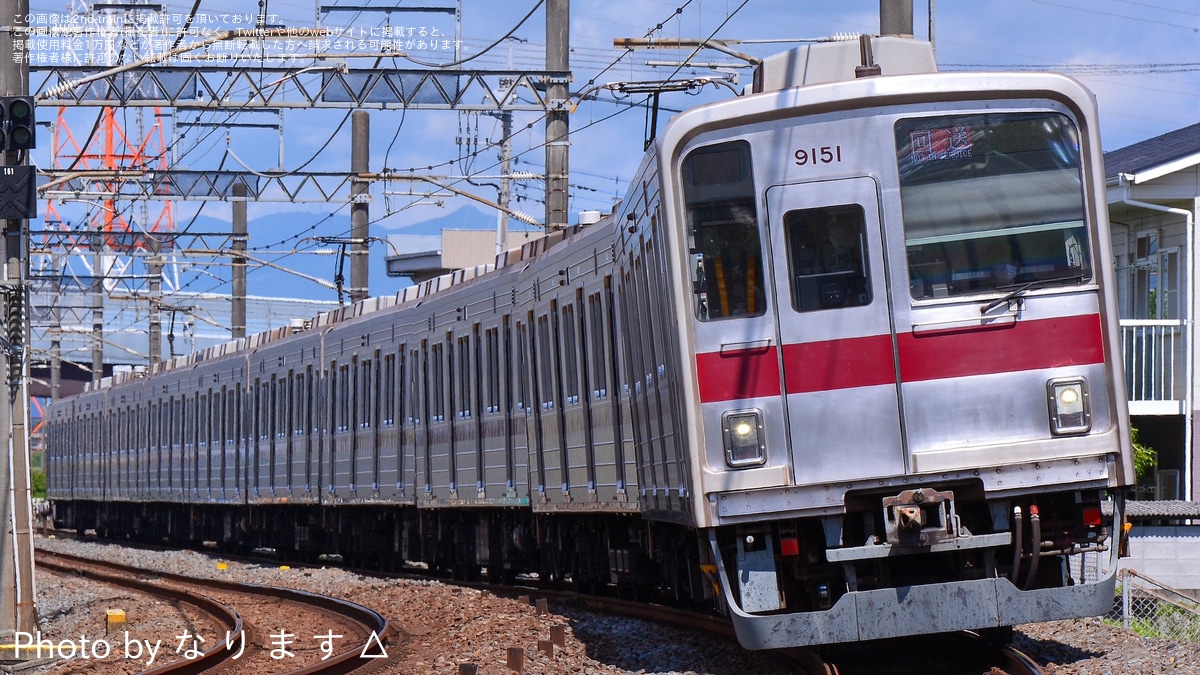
<box><xmin>722</xmin><ymin>410</ymin><xmax>765</xmax><ymax>467</ymax></box>
<box><xmin>1047</xmin><ymin>378</ymin><xmax>1090</xmax><ymax>435</ymax></box>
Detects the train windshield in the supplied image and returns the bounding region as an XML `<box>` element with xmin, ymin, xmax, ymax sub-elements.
<box><xmin>895</xmin><ymin>112</ymin><xmax>1090</xmax><ymax>300</ymax></box>
<box><xmin>682</xmin><ymin>140</ymin><xmax>767</xmax><ymax>321</ymax></box>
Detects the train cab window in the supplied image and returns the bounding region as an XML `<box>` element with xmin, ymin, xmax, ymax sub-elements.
<box><xmin>895</xmin><ymin>112</ymin><xmax>1091</xmax><ymax>300</ymax></box>
<box><xmin>682</xmin><ymin>140</ymin><xmax>767</xmax><ymax>321</ymax></box>
<box><xmin>784</xmin><ymin>204</ymin><xmax>872</xmax><ymax>312</ymax></box>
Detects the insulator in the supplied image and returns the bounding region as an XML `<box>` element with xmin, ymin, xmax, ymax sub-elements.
<box><xmin>6</xmin><ymin>294</ymin><xmax>22</xmax><ymax>350</ymax></box>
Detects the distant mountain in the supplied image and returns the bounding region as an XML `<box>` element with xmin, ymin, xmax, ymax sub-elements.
<box><xmin>388</xmin><ymin>204</ymin><xmax>500</xmax><ymax>235</ymax></box>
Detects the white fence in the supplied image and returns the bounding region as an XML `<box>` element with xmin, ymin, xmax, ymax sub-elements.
<box><xmin>1120</xmin><ymin>319</ymin><xmax>1185</xmax><ymax>414</ymax></box>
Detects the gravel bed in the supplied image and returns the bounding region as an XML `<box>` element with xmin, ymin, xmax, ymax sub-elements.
<box><xmin>27</xmin><ymin>536</ymin><xmax>786</xmax><ymax>675</ymax></box>
<box><xmin>1016</xmin><ymin>619</ymin><xmax>1200</xmax><ymax>674</ymax></box>
<box><xmin>21</xmin><ymin>567</ymin><xmax>215</xmax><ymax>674</ymax></box>
<box><xmin>23</xmin><ymin>535</ymin><xmax>1200</xmax><ymax>674</ymax></box>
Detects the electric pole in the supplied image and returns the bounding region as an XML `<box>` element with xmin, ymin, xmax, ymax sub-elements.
<box><xmin>545</xmin><ymin>0</ymin><xmax>569</xmax><ymax>230</ymax></box>
<box><xmin>496</xmin><ymin>110</ymin><xmax>513</xmax><ymax>254</ymax></box>
<box><xmin>881</xmin><ymin>0</ymin><xmax>915</xmax><ymax>37</ymax></box>
<box><xmin>232</xmin><ymin>182</ymin><xmax>247</xmax><ymax>340</ymax></box>
<box><xmin>0</xmin><ymin>0</ymin><xmax>38</xmax><ymax>640</ymax></box>
<box><xmin>350</xmin><ymin>110</ymin><xmax>370</xmax><ymax>303</ymax></box>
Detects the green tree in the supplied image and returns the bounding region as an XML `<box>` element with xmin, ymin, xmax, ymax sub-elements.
<box><xmin>30</xmin><ymin>468</ymin><xmax>46</xmax><ymax>500</ymax></box>
<box><xmin>1132</xmin><ymin>426</ymin><xmax>1157</xmax><ymax>481</ymax></box>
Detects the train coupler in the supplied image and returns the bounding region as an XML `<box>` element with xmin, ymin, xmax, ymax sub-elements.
<box><xmin>828</xmin><ymin>488</ymin><xmax>1012</xmax><ymax>563</ymax></box>
<box><xmin>882</xmin><ymin>487</ymin><xmax>958</xmax><ymax>547</ymax></box>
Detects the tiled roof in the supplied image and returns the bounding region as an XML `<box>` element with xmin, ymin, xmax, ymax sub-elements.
<box><xmin>1104</xmin><ymin>500</ymin><xmax>1200</xmax><ymax>518</ymax></box>
<box><xmin>1104</xmin><ymin>122</ymin><xmax>1200</xmax><ymax>182</ymax></box>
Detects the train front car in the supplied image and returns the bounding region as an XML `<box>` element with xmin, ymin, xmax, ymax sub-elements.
<box><xmin>660</xmin><ymin>38</ymin><xmax>1133</xmax><ymax>648</ymax></box>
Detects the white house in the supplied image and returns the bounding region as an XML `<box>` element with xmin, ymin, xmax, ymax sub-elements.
<box><xmin>1105</xmin><ymin>123</ymin><xmax>1200</xmax><ymax>504</ymax></box>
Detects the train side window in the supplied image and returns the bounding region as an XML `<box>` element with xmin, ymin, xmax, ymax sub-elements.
<box><xmin>372</xmin><ymin>354</ymin><xmax>383</xmax><ymax>430</ymax></box>
<box><xmin>562</xmin><ymin>303</ymin><xmax>580</xmax><ymax>405</ymax></box>
<box><xmin>272</xmin><ymin>381</ymin><xmax>279</xmax><ymax>442</ymax></box>
<box><xmin>293</xmin><ymin>372</ymin><xmax>305</xmax><ymax>435</ymax></box>
<box><xmin>197</xmin><ymin>395</ymin><xmax>207</xmax><ymax>449</ymax></box>
<box><xmin>514</xmin><ymin>321</ymin><xmax>528</xmax><ymax>412</ymax></box>
<box><xmin>285</xmin><ymin>371</ymin><xmax>295</xmax><ymax>438</ymax></box>
<box><xmin>409</xmin><ymin>348</ymin><xmax>422</xmax><ymax>425</ymax></box>
<box><xmin>681</xmin><ymin>140</ymin><xmax>766</xmax><ymax>321</ymax></box>
<box><xmin>327</xmin><ymin>367</ymin><xmax>338</xmax><ymax>434</ymax></box>
<box><xmin>211</xmin><ymin>391</ymin><xmax>219</xmax><ymax>451</ymax></box>
<box><xmin>587</xmin><ymin>292</ymin><xmax>608</xmax><ymax>399</ymax></box>
<box><xmin>895</xmin><ymin>112</ymin><xmax>1091</xmax><ymax>299</ymax></box>
<box><xmin>359</xmin><ymin>358</ymin><xmax>372</xmax><ymax>429</ymax></box>
<box><xmin>382</xmin><ymin>353</ymin><xmax>396</xmax><ymax>427</ymax></box>
<box><xmin>456</xmin><ymin>335</ymin><xmax>472</xmax><ymax>419</ymax></box>
<box><xmin>784</xmin><ymin>204</ymin><xmax>872</xmax><ymax>312</ymax></box>
<box><xmin>484</xmin><ymin>328</ymin><xmax>500</xmax><ymax>414</ymax></box>
<box><xmin>430</xmin><ymin>343</ymin><xmax>445</xmax><ymax>422</ymax></box>
<box><xmin>274</xmin><ymin>377</ymin><xmax>286</xmax><ymax>439</ymax></box>
<box><xmin>216</xmin><ymin>388</ymin><xmax>225</xmax><ymax>446</ymax></box>
<box><xmin>257</xmin><ymin>381</ymin><xmax>269</xmax><ymax>441</ymax></box>
<box><xmin>536</xmin><ymin>314</ymin><xmax>555</xmax><ymax>410</ymax></box>
<box><xmin>303</xmin><ymin>368</ymin><xmax>315</xmax><ymax>437</ymax></box>
<box><xmin>163</xmin><ymin>393</ymin><xmax>172</xmax><ymax>446</ymax></box>
<box><xmin>339</xmin><ymin>364</ymin><xmax>351</xmax><ymax>432</ymax></box>
<box><xmin>400</xmin><ymin>346</ymin><xmax>409</xmax><ymax>427</ymax></box>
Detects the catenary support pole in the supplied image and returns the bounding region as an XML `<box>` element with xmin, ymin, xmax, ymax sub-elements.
<box><xmin>0</xmin><ymin>0</ymin><xmax>38</xmax><ymax>638</ymax></box>
<box><xmin>880</xmin><ymin>0</ymin><xmax>914</xmax><ymax>37</ymax></box>
<box><xmin>232</xmin><ymin>182</ymin><xmax>247</xmax><ymax>339</ymax></box>
<box><xmin>350</xmin><ymin>110</ymin><xmax>370</xmax><ymax>303</ymax></box>
<box><xmin>544</xmin><ymin>0</ymin><xmax>569</xmax><ymax>230</ymax></box>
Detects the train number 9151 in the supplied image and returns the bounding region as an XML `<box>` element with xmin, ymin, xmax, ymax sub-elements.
<box><xmin>794</xmin><ymin>145</ymin><xmax>843</xmax><ymax>166</ymax></box>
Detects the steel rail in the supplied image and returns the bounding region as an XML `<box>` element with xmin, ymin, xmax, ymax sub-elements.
<box><xmin>36</xmin><ymin>551</ymin><xmax>243</xmax><ymax>675</ymax></box>
<box><xmin>36</xmin><ymin>549</ymin><xmax>391</xmax><ymax>675</ymax></box>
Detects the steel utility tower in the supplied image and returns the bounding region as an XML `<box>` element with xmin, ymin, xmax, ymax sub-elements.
<box><xmin>35</xmin><ymin>0</ymin><xmax>176</xmax><ymax>390</ymax></box>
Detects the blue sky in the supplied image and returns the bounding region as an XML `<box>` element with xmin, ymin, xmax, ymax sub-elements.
<box><xmin>25</xmin><ymin>0</ymin><xmax>1200</xmax><ymax>300</ymax></box>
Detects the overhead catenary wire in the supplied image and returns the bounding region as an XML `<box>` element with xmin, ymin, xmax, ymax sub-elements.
<box><xmin>57</xmin><ymin>1</ymin><xmax>725</xmax><ymax>331</ymax></box>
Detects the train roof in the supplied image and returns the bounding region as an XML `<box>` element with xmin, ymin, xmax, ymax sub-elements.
<box><xmin>90</xmin><ymin>215</ymin><xmax>612</xmax><ymax>392</ymax></box>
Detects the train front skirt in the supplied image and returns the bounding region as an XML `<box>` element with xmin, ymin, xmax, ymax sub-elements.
<box><xmin>708</xmin><ymin>499</ymin><xmax>1122</xmax><ymax>649</ymax></box>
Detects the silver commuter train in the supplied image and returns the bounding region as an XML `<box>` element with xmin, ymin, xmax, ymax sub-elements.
<box><xmin>46</xmin><ymin>36</ymin><xmax>1133</xmax><ymax>649</ymax></box>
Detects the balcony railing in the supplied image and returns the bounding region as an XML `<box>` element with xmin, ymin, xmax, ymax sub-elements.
<box><xmin>1120</xmin><ymin>319</ymin><xmax>1185</xmax><ymax>415</ymax></box>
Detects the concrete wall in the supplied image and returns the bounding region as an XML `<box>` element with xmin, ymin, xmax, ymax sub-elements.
<box><xmin>1121</xmin><ymin>525</ymin><xmax>1200</xmax><ymax>592</ymax></box>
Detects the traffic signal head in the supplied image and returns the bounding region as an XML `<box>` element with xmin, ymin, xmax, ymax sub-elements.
<box><xmin>0</xmin><ymin>96</ymin><xmax>35</xmax><ymax>151</ymax></box>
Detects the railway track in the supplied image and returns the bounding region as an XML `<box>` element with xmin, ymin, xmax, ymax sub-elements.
<box><xmin>34</xmin><ymin>549</ymin><xmax>390</xmax><ymax>675</ymax></box>
<box><xmin>525</xmin><ymin>589</ymin><xmax>1042</xmax><ymax>674</ymax></box>
<box><xmin>815</xmin><ymin>630</ymin><xmax>1044</xmax><ymax>675</ymax></box>
<box><xmin>35</xmin><ymin>532</ymin><xmax>1043</xmax><ymax>674</ymax></box>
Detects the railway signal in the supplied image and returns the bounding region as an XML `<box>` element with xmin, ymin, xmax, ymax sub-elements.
<box><xmin>0</xmin><ymin>96</ymin><xmax>35</xmax><ymax>151</ymax></box>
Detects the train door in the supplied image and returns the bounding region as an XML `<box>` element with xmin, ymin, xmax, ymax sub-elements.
<box><xmin>764</xmin><ymin>177</ymin><xmax>905</xmax><ymax>484</ymax></box>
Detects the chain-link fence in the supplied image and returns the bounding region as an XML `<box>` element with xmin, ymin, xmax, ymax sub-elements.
<box><xmin>1103</xmin><ymin>569</ymin><xmax>1200</xmax><ymax>642</ymax></box>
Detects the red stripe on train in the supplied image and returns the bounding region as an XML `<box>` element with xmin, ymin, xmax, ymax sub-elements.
<box><xmin>695</xmin><ymin>314</ymin><xmax>1105</xmax><ymax>403</ymax></box>
<box><xmin>695</xmin><ymin>346</ymin><xmax>782</xmax><ymax>402</ymax></box>
<box><xmin>781</xmin><ymin>335</ymin><xmax>896</xmax><ymax>392</ymax></box>
<box><xmin>897</xmin><ymin>312</ymin><xmax>1105</xmax><ymax>381</ymax></box>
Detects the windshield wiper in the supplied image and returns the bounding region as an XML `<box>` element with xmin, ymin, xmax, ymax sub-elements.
<box><xmin>980</xmin><ymin>274</ymin><xmax>1086</xmax><ymax>315</ymax></box>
